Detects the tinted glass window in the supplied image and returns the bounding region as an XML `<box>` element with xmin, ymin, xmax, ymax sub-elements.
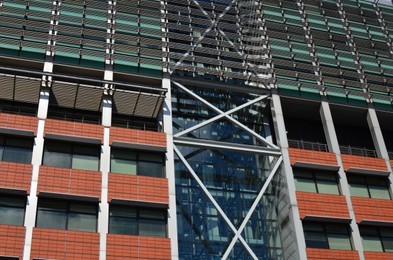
<box><xmin>0</xmin><ymin>194</ymin><xmax>25</xmax><ymax>226</ymax></box>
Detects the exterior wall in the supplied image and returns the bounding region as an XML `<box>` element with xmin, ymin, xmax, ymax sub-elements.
<box><xmin>297</xmin><ymin>192</ymin><xmax>350</xmax><ymax>219</ymax></box>
<box><xmin>108</xmin><ymin>173</ymin><xmax>168</xmax><ymax>204</ymax></box>
<box><xmin>38</xmin><ymin>166</ymin><xmax>101</xmax><ymax>198</ymax></box>
<box><xmin>31</xmin><ymin>228</ymin><xmax>100</xmax><ymax>260</ymax></box>
<box><xmin>0</xmin><ymin>225</ymin><xmax>25</xmax><ymax>258</ymax></box>
<box><xmin>45</xmin><ymin>119</ymin><xmax>104</xmax><ymax>141</ymax></box>
<box><xmin>352</xmin><ymin>197</ymin><xmax>393</xmax><ymax>223</ymax></box>
<box><xmin>306</xmin><ymin>248</ymin><xmax>359</xmax><ymax>260</ymax></box>
<box><xmin>341</xmin><ymin>154</ymin><xmax>388</xmax><ymax>171</ymax></box>
<box><xmin>0</xmin><ymin>113</ymin><xmax>38</xmax><ymax>135</ymax></box>
<box><xmin>289</xmin><ymin>148</ymin><xmax>338</xmax><ymax>166</ymax></box>
<box><xmin>0</xmin><ymin>162</ymin><xmax>32</xmax><ymax>192</ymax></box>
<box><xmin>106</xmin><ymin>234</ymin><xmax>171</xmax><ymax>259</ymax></box>
<box><xmin>110</xmin><ymin>127</ymin><xmax>166</xmax><ymax>147</ymax></box>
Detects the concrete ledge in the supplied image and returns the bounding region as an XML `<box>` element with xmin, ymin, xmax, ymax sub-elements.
<box><xmin>359</xmin><ymin>220</ymin><xmax>393</xmax><ymax>227</ymax></box>
<box><xmin>111</xmin><ymin>141</ymin><xmax>166</xmax><ymax>153</ymax></box>
<box><xmin>38</xmin><ymin>191</ymin><xmax>99</xmax><ymax>203</ymax></box>
<box><xmin>0</xmin><ymin>128</ymin><xmax>34</xmax><ymax>137</ymax></box>
<box><xmin>45</xmin><ymin>133</ymin><xmax>101</xmax><ymax>145</ymax></box>
<box><xmin>293</xmin><ymin>162</ymin><xmax>340</xmax><ymax>172</ymax></box>
<box><xmin>111</xmin><ymin>198</ymin><xmax>168</xmax><ymax>209</ymax></box>
<box><xmin>347</xmin><ymin>167</ymin><xmax>390</xmax><ymax>177</ymax></box>
<box><xmin>303</xmin><ymin>215</ymin><xmax>352</xmax><ymax>224</ymax></box>
<box><xmin>0</xmin><ymin>187</ymin><xmax>27</xmax><ymax>195</ymax></box>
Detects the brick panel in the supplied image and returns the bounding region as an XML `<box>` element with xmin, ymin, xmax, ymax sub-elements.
<box><xmin>297</xmin><ymin>192</ymin><xmax>350</xmax><ymax>219</ymax></box>
<box><xmin>0</xmin><ymin>113</ymin><xmax>38</xmax><ymax>135</ymax></box>
<box><xmin>45</xmin><ymin>119</ymin><xmax>103</xmax><ymax>141</ymax></box>
<box><xmin>107</xmin><ymin>234</ymin><xmax>171</xmax><ymax>260</ymax></box>
<box><xmin>38</xmin><ymin>166</ymin><xmax>101</xmax><ymax>199</ymax></box>
<box><xmin>352</xmin><ymin>197</ymin><xmax>393</xmax><ymax>223</ymax></box>
<box><xmin>306</xmin><ymin>248</ymin><xmax>359</xmax><ymax>260</ymax></box>
<box><xmin>0</xmin><ymin>225</ymin><xmax>25</xmax><ymax>258</ymax></box>
<box><xmin>0</xmin><ymin>162</ymin><xmax>32</xmax><ymax>192</ymax></box>
<box><xmin>108</xmin><ymin>173</ymin><xmax>168</xmax><ymax>204</ymax></box>
<box><xmin>110</xmin><ymin>127</ymin><xmax>166</xmax><ymax>147</ymax></box>
<box><xmin>288</xmin><ymin>148</ymin><xmax>337</xmax><ymax>166</ymax></box>
<box><xmin>31</xmin><ymin>228</ymin><xmax>99</xmax><ymax>260</ymax></box>
<box><xmin>341</xmin><ymin>154</ymin><xmax>387</xmax><ymax>172</ymax></box>
<box><xmin>364</xmin><ymin>252</ymin><xmax>393</xmax><ymax>259</ymax></box>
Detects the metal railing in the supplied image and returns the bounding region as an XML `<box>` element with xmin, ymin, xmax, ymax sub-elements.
<box><xmin>288</xmin><ymin>139</ymin><xmax>329</xmax><ymax>152</ymax></box>
<box><xmin>339</xmin><ymin>146</ymin><xmax>377</xmax><ymax>158</ymax></box>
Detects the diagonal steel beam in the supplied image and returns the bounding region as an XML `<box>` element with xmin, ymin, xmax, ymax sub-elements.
<box><xmin>174</xmin><ymin>145</ymin><xmax>258</xmax><ymax>259</ymax></box>
<box><xmin>174</xmin><ymin>94</ymin><xmax>268</xmax><ymax>137</ymax></box>
<box><xmin>221</xmin><ymin>156</ymin><xmax>283</xmax><ymax>260</ymax></box>
<box><xmin>169</xmin><ymin>0</ymin><xmax>236</xmax><ymax>74</ymax></box>
<box><xmin>172</xmin><ymin>81</ymin><xmax>279</xmax><ymax>149</ymax></box>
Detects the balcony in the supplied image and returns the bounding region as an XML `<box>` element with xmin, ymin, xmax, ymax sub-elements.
<box><xmin>288</xmin><ymin>139</ymin><xmax>328</xmax><ymax>152</ymax></box>
<box><xmin>339</xmin><ymin>145</ymin><xmax>377</xmax><ymax>158</ymax></box>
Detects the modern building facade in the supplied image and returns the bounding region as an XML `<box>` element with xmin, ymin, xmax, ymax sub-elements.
<box><xmin>0</xmin><ymin>0</ymin><xmax>392</xmax><ymax>259</ymax></box>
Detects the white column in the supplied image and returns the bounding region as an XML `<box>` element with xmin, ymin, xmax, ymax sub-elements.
<box><xmin>98</xmin><ymin>97</ymin><xmax>112</xmax><ymax>260</ymax></box>
<box><xmin>22</xmin><ymin>88</ymin><xmax>50</xmax><ymax>260</ymax></box>
<box><xmin>320</xmin><ymin>101</ymin><xmax>364</xmax><ymax>260</ymax></box>
<box><xmin>162</xmin><ymin>77</ymin><xmax>179</xmax><ymax>259</ymax></box>
<box><xmin>366</xmin><ymin>108</ymin><xmax>393</xmax><ymax>195</ymax></box>
<box><xmin>270</xmin><ymin>94</ymin><xmax>307</xmax><ymax>260</ymax></box>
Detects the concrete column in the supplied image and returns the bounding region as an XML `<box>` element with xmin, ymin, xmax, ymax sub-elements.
<box><xmin>98</xmin><ymin>97</ymin><xmax>112</xmax><ymax>260</ymax></box>
<box><xmin>320</xmin><ymin>101</ymin><xmax>364</xmax><ymax>260</ymax></box>
<box><xmin>162</xmin><ymin>77</ymin><xmax>179</xmax><ymax>259</ymax></box>
<box><xmin>22</xmin><ymin>88</ymin><xmax>50</xmax><ymax>260</ymax></box>
<box><xmin>366</xmin><ymin>108</ymin><xmax>393</xmax><ymax>195</ymax></box>
<box><xmin>270</xmin><ymin>94</ymin><xmax>307</xmax><ymax>260</ymax></box>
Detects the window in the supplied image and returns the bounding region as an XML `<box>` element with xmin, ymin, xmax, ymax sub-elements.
<box><xmin>360</xmin><ymin>226</ymin><xmax>393</xmax><ymax>252</ymax></box>
<box><xmin>36</xmin><ymin>198</ymin><xmax>97</xmax><ymax>232</ymax></box>
<box><xmin>109</xmin><ymin>205</ymin><xmax>166</xmax><ymax>237</ymax></box>
<box><xmin>293</xmin><ymin>169</ymin><xmax>340</xmax><ymax>195</ymax></box>
<box><xmin>43</xmin><ymin>141</ymin><xmax>100</xmax><ymax>171</ymax></box>
<box><xmin>111</xmin><ymin>149</ymin><xmax>164</xmax><ymax>177</ymax></box>
<box><xmin>303</xmin><ymin>222</ymin><xmax>352</xmax><ymax>250</ymax></box>
<box><xmin>347</xmin><ymin>175</ymin><xmax>391</xmax><ymax>199</ymax></box>
<box><xmin>0</xmin><ymin>194</ymin><xmax>25</xmax><ymax>226</ymax></box>
<box><xmin>0</xmin><ymin>135</ymin><xmax>33</xmax><ymax>164</ymax></box>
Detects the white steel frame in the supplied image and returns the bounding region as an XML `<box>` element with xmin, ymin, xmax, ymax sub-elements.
<box><xmin>171</xmin><ymin>80</ymin><xmax>282</xmax><ymax>259</ymax></box>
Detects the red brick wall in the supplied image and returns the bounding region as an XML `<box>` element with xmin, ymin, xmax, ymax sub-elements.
<box><xmin>107</xmin><ymin>234</ymin><xmax>171</xmax><ymax>260</ymax></box>
<box><xmin>0</xmin><ymin>162</ymin><xmax>32</xmax><ymax>192</ymax></box>
<box><xmin>45</xmin><ymin>119</ymin><xmax>103</xmax><ymax>141</ymax></box>
<box><xmin>341</xmin><ymin>154</ymin><xmax>387</xmax><ymax>172</ymax></box>
<box><xmin>0</xmin><ymin>113</ymin><xmax>38</xmax><ymax>135</ymax></box>
<box><xmin>288</xmin><ymin>148</ymin><xmax>338</xmax><ymax>166</ymax></box>
<box><xmin>108</xmin><ymin>173</ymin><xmax>168</xmax><ymax>205</ymax></box>
<box><xmin>364</xmin><ymin>252</ymin><xmax>393</xmax><ymax>259</ymax></box>
<box><xmin>297</xmin><ymin>192</ymin><xmax>350</xmax><ymax>219</ymax></box>
<box><xmin>306</xmin><ymin>248</ymin><xmax>359</xmax><ymax>260</ymax></box>
<box><xmin>110</xmin><ymin>127</ymin><xmax>166</xmax><ymax>147</ymax></box>
<box><xmin>38</xmin><ymin>166</ymin><xmax>101</xmax><ymax>198</ymax></box>
<box><xmin>0</xmin><ymin>225</ymin><xmax>25</xmax><ymax>258</ymax></box>
<box><xmin>352</xmin><ymin>197</ymin><xmax>393</xmax><ymax>223</ymax></box>
<box><xmin>31</xmin><ymin>228</ymin><xmax>99</xmax><ymax>260</ymax></box>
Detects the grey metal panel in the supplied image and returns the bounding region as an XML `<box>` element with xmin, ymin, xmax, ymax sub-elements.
<box><xmin>39</xmin><ymin>191</ymin><xmax>99</xmax><ymax>202</ymax></box>
<box><xmin>51</xmin><ymin>81</ymin><xmax>77</xmax><ymax>108</ymax></box>
<box><xmin>112</xmin><ymin>141</ymin><xmax>166</xmax><ymax>152</ymax></box>
<box><xmin>113</xmin><ymin>91</ymin><xmax>138</xmax><ymax>115</ymax></box>
<box><xmin>46</xmin><ymin>133</ymin><xmax>101</xmax><ymax>145</ymax></box>
<box><xmin>110</xmin><ymin>198</ymin><xmax>168</xmax><ymax>209</ymax></box>
<box><xmin>75</xmin><ymin>85</ymin><xmax>103</xmax><ymax>111</ymax></box>
<box><xmin>134</xmin><ymin>94</ymin><xmax>160</xmax><ymax>117</ymax></box>
<box><xmin>0</xmin><ymin>75</ymin><xmax>15</xmax><ymax>100</ymax></box>
<box><xmin>346</xmin><ymin>167</ymin><xmax>390</xmax><ymax>176</ymax></box>
<box><xmin>14</xmin><ymin>77</ymin><xmax>40</xmax><ymax>104</ymax></box>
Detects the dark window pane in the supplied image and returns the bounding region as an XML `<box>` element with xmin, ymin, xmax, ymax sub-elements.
<box><xmin>68</xmin><ymin>213</ymin><xmax>97</xmax><ymax>232</ymax></box>
<box><xmin>295</xmin><ymin>178</ymin><xmax>317</xmax><ymax>192</ymax></box>
<box><xmin>304</xmin><ymin>231</ymin><xmax>329</xmax><ymax>248</ymax></box>
<box><xmin>0</xmin><ymin>194</ymin><xmax>25</xmax><ymax>226</ymax></box>
<box><xmin>139</xmin><ymin>161</ymin><xmax>163</xmax><ymax>177</ymax></box>
<box><xmin>36</xmin><ymin>209</ymin><xmax>67</xmax><ymax>229</ymax></box>
<box><xmin>3</xmin><ymin>146</ymin><xmax>32</xmax><ymax>164</ymax></box>
<box><xmin>43</xmin><ymin>142</ymin><xmax>72</xmax><ymax>168</ymax></box>
<box><xmin>139</xmin><ymin>218</ymin><xmax>166</xmax><ymax>237</ymax></box>
<box><xmin>109</xmin><ymin>216</ymin><xmax>137</xmax><ymax>235</ymax></box>
<box><xmin>382</xmin><ymin>237</ymin><xmax>393</xmax><ymax>252</ymax></box>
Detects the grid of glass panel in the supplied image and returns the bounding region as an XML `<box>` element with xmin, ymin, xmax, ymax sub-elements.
<box><xmin>0</xmin><ymin>194</ymin><xmax>25</xmax><ymax>226</ymax></box>
<box><xmin>36</xmin><ymin>198</ymin><xmax>97</xmax><ymax>232</ymax></box>
<box><xmin>109</xmin><ymin>204</ymin><xmax>166</xmax><ymax>237</ymax></box>
<box><xmin>303</xmin><ymin>221</ymin><xmax>353</xmax><ymax>250</ymax></box>
<box><xmin>43</xmin><ymin>140</ymin><xmax>100</xmax><ymax>171</ymax></box>
<box><xmin>347</xmin><ymin>174</ymin><xmax>391</xmax><ymax>199</ymax></box>
<box><xmin>0</xmin><ymin>135</ymin><xmax>33</xmax><ymax>164</ymax></box>
<box><xmin>110</xmin><ymin>149</ymin><xmax>164</xmax><ymax>177</ymax></box>
<box><xmin>360</xmin><ymin>226</ymin><xmax>393</xmax><ymax>252</ymax></box>
<box><xmin>293</xmin><ymin>168</ymin><xmax>340</xmax><ymax>195</ymax></box>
